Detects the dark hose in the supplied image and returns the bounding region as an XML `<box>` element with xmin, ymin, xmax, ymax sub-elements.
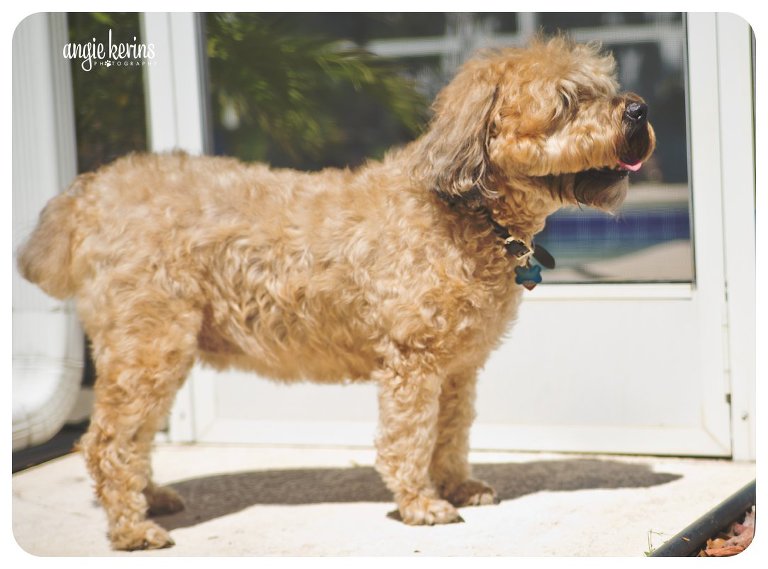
<box><xmin>651</xmin><ymin>479</ymin><xmax>755</xmax><ymax>556</ymax></box>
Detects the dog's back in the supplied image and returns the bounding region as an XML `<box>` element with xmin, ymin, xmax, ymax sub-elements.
<box><xmin>16</xmin><ymin>151</ymin><xmax>441</xmax><ymax>381</ymax></box>
<box><xmin>19</xmin><ymin>152</ymin><xmax>272</xmax><ymax>301</ymax></box>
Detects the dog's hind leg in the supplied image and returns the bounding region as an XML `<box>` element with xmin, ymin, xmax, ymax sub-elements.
<box><xmin>143</xmin><ymin>479</ymin><xmax>186</xmax><ymax>517</ymax></box>
<box><xmin>430</xmin><ymin>369</ymin><xmax>499</xmax><ymax>507</ymax></box>
<box><xmin>373</xmin><ymin>355</ymin><xmax>463</xmax><ymax>525</ymax></box>
<box><xmin>78</xmin><ymin>295</ymin><xmax>200</xmax><ymax>550</ymax></box>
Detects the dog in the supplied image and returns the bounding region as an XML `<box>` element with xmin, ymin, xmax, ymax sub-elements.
<box><xmin>18</xmin><ymin>37</ymin><xmax>655</xmax><ymax>550</ymax></box>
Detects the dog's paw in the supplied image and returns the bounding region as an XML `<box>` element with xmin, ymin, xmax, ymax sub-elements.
<box><xmin>443</xmin><ymin>479</ymin><xmax>500</xmax><ymax>507</ymax></box>
<box><xmin>399</xmin><ymin>495</ymin><xmax>464</xmax><ymax>525</ymax></box>
<box><xmin>110</xmin><ymin>520</ymin><xmax>175</xmax><ymax>551</ymax></box>
<box><xmin>145</xmin><ymin>484</ymin><xmax>186</xmax><ymax>516</ymax></box>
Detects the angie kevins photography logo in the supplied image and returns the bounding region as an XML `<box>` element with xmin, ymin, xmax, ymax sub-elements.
<box><xmin>63</xmin><ymin>30</ymin><xmax>156</xmax><ymax>71</ymax></box>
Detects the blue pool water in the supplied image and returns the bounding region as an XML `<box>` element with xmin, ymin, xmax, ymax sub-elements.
<box><xmin>536</xmin><ymin>206</ymin><xmax>691</xmax><ymax>266</ymax></box>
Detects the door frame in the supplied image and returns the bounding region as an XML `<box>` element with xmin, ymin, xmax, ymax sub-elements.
<box><xmin>140</xmin><ymin>12</ymin><xmax>755</xmax><ymax>460</ymax></box>
<box><xmin>713</xmin><ymin>13</ymin><xmax>756</xmax><ymax>461</ymax></box>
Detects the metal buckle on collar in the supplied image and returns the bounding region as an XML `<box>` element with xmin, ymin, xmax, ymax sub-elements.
<box><xmin>503</xmin><ymin>237</ymin><xmax>532</xmax><ymax>260</ymax></box>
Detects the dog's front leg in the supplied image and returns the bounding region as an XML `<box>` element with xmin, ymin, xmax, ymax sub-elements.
<box><xmin>430</xmin><ymin>370</ymin><xmax>499</xmax><ymax>507</ymax></box>
<box><xmin>373</xmin><ymin>359</ymin><xmax>463</xmax><ymax>525</ymax></box>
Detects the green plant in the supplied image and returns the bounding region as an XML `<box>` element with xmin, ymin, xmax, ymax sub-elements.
<box><xmin>206</xmin><ymin>13</ymin><xmax>428</xmax><ymax>168</ymax></box>
<box><xmin>644</xmin><ymin>529</ymin><xmax>668</xmax><ymax>556</ymax></box>
<box><xmin>68</xmin><ymin>12</ymin><xmax>148</xmax><ymax>173</ymax></box>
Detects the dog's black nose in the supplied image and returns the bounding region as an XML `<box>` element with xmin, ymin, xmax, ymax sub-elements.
<box><xmin>624</xmin><ymin>102</ymin><xmax>648</xmax><ymax>124</ymax></box>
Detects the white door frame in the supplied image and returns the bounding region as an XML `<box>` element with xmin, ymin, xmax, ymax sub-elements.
<box><xmin>713</xmin><ymin>13</ymin><xmax>756</xmax><ymax>461</ymax></box>
<box><xmin>141</xmin><ymin>13</ymin><xmax>755</xmax><ymax>459</ymax></box>
<box><xmin>141</xmin><ymin>12</ymin><xmax>217</xmax><ymax>442</ymax></box>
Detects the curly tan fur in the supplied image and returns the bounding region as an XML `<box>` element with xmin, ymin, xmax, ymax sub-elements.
<box><xmin>18</xmin><ymin>37</ymin><xmax>654</xmax><ymax>550</ymax></box>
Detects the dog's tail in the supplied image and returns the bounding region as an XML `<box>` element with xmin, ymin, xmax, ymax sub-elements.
<box><xmin>17</xmin><ymin>175</ymin><xmax>90</xmax><ymax>300</ymax></box>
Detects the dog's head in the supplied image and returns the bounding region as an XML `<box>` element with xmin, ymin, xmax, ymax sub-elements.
<box><xmin>411</xmin><ymin>37</ymin><xmax>656</xmax><ymax>213</ymax></box>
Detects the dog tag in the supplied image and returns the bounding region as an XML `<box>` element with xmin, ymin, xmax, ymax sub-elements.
<box><xmin>514</xmin><ymin>263</ymin><xmax>542</xmax><ymax>290</ymax></box>
<box><xmin>533</xmin><ymin>243</ymin><xmax>556</xmax><ymax>269</ymax></box>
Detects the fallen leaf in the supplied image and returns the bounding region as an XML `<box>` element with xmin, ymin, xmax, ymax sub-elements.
<box><xmin>724</xmin><ymin>526</ymin><xmax>754</xmax><ymax>549</ymax></box>
<box><xmin>697</xmin><ymin>505</ymin><xmax>756</xmax><ymax>557</ymax></box>
<box><xmin>703</xmin><ymin>545</ymin><xmax>745</xmax><ymax>557</ymax></box>
<box><xmin>706</xmin><ymin>537</ymin><xmax>727</xmax><ymax>549</ymax></box>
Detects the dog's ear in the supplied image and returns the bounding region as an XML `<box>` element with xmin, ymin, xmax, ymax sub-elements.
<box><xmin>409</xmin><ymin>56</ymin><xmax>502</xmax><ymax>201</ymax></box>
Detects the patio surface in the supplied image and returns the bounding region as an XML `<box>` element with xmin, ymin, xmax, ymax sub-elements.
<box><xmin>12</xmin><ymin>444</ymin><xmax>756</xmax><ymax>557</ymax></box>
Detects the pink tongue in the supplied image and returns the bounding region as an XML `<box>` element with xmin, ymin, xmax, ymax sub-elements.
<box><xmin>620</xmin><ymin>160</ymin><xmax>643</xmax><ymax>172</ymax></box>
